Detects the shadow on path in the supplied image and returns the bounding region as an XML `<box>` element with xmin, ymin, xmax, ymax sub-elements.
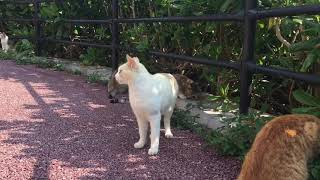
<box><xmin>0</xmin><ymin>61</ymin><xmax>240</xmax><ymax>179</ymax></box>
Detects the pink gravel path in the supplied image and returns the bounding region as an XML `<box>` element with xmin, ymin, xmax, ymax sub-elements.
<box><xmin>0</xmin><ymin>61</ymin><xmax>240</xmax><ymax>180</ymax></box>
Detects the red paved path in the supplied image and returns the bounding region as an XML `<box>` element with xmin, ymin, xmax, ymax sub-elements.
<box><xmin>0</xmin><ymin>61</ymin><xmax>240</xmax><ymax>179</ymax></box>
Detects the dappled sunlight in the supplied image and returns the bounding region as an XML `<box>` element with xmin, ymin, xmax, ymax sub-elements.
<box><xmin>122</xmin><ymin>115</ymin><xmax>135</xmax><ymax>122</ymax></box>
<box><xmin>27</xmin><ymin>73</ymin><xmax>41</xmax><ymax>79</ymax></box>
<box><xmin>49</xmin><ymin>159</ymin><xmax>109</xmax><ymax>179</ymax></box>
<box><xmin>29</xmin><ymin>82</ymin><xmax>50</xmax><ymax>87</ymax></box>
<box><xmin>102</xmin><ymin>125</ymin><xmax>114</xmax><ymax>130</ymax></box>
<box><xmin>4</xmin><ymin>77</ymin><xmax>19</xmax><ymax>82</ymax></box>
<box><xmin>127</xmin><ymin>154</ymin><xmax>143</xmax><ymax>163</ymax></box>
<box><xmin>0</xmin><ymin>62</ymin><xmax>124</xmax><ymax>178</ymax></box>
<box><xmin>90</xmin><ymin>88</ymin><xmax>102</xmax><ymax>92</ymax></box>
<box><xmin>64</xmin><ymin>79</ymin><xmax>75</xmax><ymax>82</ymax></box>
<box><xmin>61</xmin><ymin>135</ymin><xmax>82</xmax><ymax>142</ymax></box>
<box><xmin>125</xmin><ymin>164</ymin><xmax>147</xmax><ymax>172</ymax></box>
<box><xmin>87</xmin><ymin>102</ymin><xmax>106</xmax><ymax>109</ymax></box>
<box><xmin>148</xmin><ymin>156</ymin><xmax>159</xmax><ymax>160</ymax></box>
<box><xmin>0</xmin><ymin>61</ymin><xmax>241</xmax><ymax>179</ymax></box>
<box><xmin>116</xmin><ymin>123</ymin><xmax>127</xmax><ymax>127</ymax></box>
<box><xmin>182</xmin><ymin>142</ymin><xmax>200</xmax><ymax>148</ymax></box>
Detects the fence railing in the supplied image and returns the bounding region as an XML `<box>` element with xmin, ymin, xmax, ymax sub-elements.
<box><xmin>1</xmin><ymin>0</ymin><xmax>320</xmax><ymax>114</ymax></box>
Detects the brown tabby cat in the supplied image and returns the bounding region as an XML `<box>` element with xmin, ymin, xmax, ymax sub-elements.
<box><xmin>108</xmin><ymin>70</ymin><xmax>128</xmax><ymax>103</ymax></box>
<box><xmin>107</xmin><ymin>72</ymin><xmax>206</xmax><ymax>103</ymax></box>
<box><xmin>238</xmin><ymin>114</ymin><xmax>320</xmax><ymax>180</ymax></box>
<box><xmin>172</xmin><ymin>74</ymin><xmax>205</xmax><ymax>99</ymax></box>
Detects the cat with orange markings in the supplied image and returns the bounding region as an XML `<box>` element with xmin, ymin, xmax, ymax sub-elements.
<box><xmin>115</xmin><ymin>55</ymin><xmax>178</xmax><ymax>155</ymax></box>
<box><xmin>238</xmin><ymin>114</ymin><xmax>320</xmax><ymax>180</ymax></box>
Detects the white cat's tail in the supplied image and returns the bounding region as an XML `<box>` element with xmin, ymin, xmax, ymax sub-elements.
<box><xmin>159</xmin><ymin>73</ymin><xmax>179</xmax><ymax>98</ymax></box>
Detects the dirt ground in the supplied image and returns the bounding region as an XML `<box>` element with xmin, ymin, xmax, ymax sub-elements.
<box><xmin>0</xmin><ymin>61</ymin><xmax>240</xmax><ymax>179</ymax></box>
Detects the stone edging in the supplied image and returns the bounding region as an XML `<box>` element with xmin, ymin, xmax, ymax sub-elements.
<box><xmin>37</xmin><ymin>57</ymin><xmax>242</xmax><ymax>130</ymax></box>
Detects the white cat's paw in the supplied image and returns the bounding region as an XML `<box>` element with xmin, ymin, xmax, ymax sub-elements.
<box><xmin>148</xmin><ymin>148</ymin><xmax>159</xmax><ymax>155</ymax></box>
<box><xmin>165</xmin><ymin>132</ymin><xmax>173</xmax><ymax>138</ymax></box>
<box><xmin>134</xmin><ymin>141</ymin><xmax>145</xmax><ymax>149</ymax></box>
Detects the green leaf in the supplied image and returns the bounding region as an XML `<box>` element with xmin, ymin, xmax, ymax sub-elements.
<box><xmin>292</xmin><ymin>18</ymin><xmax>303</xmax><ymax>24</ymax></box>
<box><xmin>220</xmin><ymin>0</ymin><xmax>234</xmax><ymax>12</ymax></box>
<box><xmin>300</xmin><ymin>50</ymin><xmax>318</xmax><ymax>72</ymax></box>
<box><xmin>293</xmin><ymin>90</ymin><xmax>320</xmax><ymax>107</ymax></box>
<box><xmin>136</xmin><ymin>38</ymin><xmax>149</xmax><ymax>53</ymax></box>
<box><xmin>292</xmin><ymin>107</ymin><xmax>319</xmax><ymax>114</ymax></box>
<box><xmin>268</xmin><ymin>18</ymin><xmax>276</xmax><ymax>30</ymax></box>
<box><xmin>289</xmin><ymin>37</ymin><xmax>320</xmax><ymax>52</ymax></box>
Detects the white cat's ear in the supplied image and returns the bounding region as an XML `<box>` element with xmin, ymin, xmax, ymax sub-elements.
<box><xmin>133</xmin><ymin>57</ymin><xmax>140</xmax><ymax>63</ymax></box>
<box><xmin>126</xmin><ymin>54</ymin><xmax>138</xmax><ymax>69</ymax></box>
<box><xmin>126</xmin><ymin>54</ymin><xmax>132</xmax><ymax>61</ymax></box>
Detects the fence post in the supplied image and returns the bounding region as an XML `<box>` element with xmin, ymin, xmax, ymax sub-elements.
<box><xmin>111</xmin><ymin>0</ymin><xmax>119</xmax><ymax>71</ymax></box>
<box><xmin>34</xmin><ymin>0</ymin><xmax>41</xmax><ymax>56</ymax></box>
<box><xmin>239</xmin><ymin>0</ymin><xmax>257</xmax><ymax>114</ymax></box>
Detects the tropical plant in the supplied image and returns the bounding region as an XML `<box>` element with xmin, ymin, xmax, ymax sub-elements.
<box><xmin>292</xmin><ymin>89</ymin><xmax>320</xmax><ymax>117</ymax></box>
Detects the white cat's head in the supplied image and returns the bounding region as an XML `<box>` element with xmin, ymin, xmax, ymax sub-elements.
<box><xmin>0</xmin><ymin>32</ymin><xmax>8</xmax><ymax>40</ymax></box>
<box><xmin>0</xmin><ymin>32</ymin><xmax>5</xmax><ymax>39</ymax></box>
<box><xmin>115</xmin><ymin>54</ymin><xmax>147</xmax><ymax>85</ymax></box>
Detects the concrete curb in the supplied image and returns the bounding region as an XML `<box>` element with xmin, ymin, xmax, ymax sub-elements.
<box><xmin>38</xmin><ymin>57</ymin><xmax>239</xmax><ymax>130</ymax></box>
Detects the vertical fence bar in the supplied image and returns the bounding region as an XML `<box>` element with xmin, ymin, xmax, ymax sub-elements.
<box><xmin>34</xmin><ymin>0</ymin><xmax>41</xmax><ymax>56</ymax></box>
<box><xmin>111</xmin><ymin>0</ymin><xmax>119</xmax><ymax>71</ymax></box>
<box><xmin>239</xmin><ymin>0</ymin><xmax>257</xmax><ymax>114</ymax></box>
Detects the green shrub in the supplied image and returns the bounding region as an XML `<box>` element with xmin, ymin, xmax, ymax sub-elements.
<box><xmin>309</xmin><ymin>157</ymin><xmax>320</xmax><ymax>180</ymax></box>
<box><xmin>15</xmin><ymin>57</ymin><xmax>32</xmax><ymax>65</ymax></box>
<box><xmin>15</xmin><ymin>39</ymin><xmax>34</xmax><ymax>55</ymax></box>
<box><xmin>53</xmin><ymin>63</ymin><xmax>65</xmax><ymax>71</ymax></box>
<box><xmin>80</xmin><ymin>48</ymin><xmax>105</xmax><ymax>66</ymax></box>
<box><xmin>73</xmin><ymin>69</ymin><xmax>82</xmax><ymax>75</ymax></box>
<box><xmin>292</xmin><ymin>90</ymin><xmax>320</xmax><ymax>117</ymax></box>
<box><xmin>0</xmin><ymin>50</ymin><xmax>18</xmax><ymax>60</ymax></box>
<box><xmin>36</xmin><ymin>59</ymin><xmax>56</xmax><ymax>68</ymax></box>
<box><xmin>171</xmin><ymin>105</ymin><xmax>273</xmax><ymax>158</ymax></box>
<box><xmin>206</xmin><ymin>113</ymin><xmax>272</xmax><ymax>157</ymax></box>
<box><xmin>87</xmin><ymin>73</ymin><xmax>102</xmax><ymax>83</ymax></box>
<box><xmin>171</xmin><ymin>106</ymin><xmax>204</xmax><ymax>135</ymax></box>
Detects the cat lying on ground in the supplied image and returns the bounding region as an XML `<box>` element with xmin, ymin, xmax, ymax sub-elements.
<box><xmin>108</xmin><ymin>69</ymin><xmax>206</xmax><ymax>103</ymax></box>
<box><xmin>0</xmin><ymin>32</ymin><xmax>9</xmax><ymax>52</ymax></box>
<box><xmin>115</xmin><ymin>54</ymin><xmax>178</xmax><ymax>155</ymax></box>
<box><xmin>172</xmin><ymin>74</ymin><xmax>207</xmax><ymax>100</ymax></box>
<box><xmin>238</xmin><ymin>114</ymin><xmax>320</xmax><ymax>180</ymax></box>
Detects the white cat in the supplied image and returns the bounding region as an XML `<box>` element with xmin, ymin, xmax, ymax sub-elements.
<box><xmin>0</xmin><ymin>32</ymin><xmax>9</xmax><ymax>52</ymax></box>
<box><xmin>115</xmin><ymin>55</ymin><xmax>178</xmax><ymax>155</ymax></box>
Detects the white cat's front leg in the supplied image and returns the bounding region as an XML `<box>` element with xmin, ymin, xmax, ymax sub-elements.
<box><xmin>134</xmin><ymin>118</ymin><xmax>148</xmax><ymax>149</ymax></box>
<box><xmin>164</xmin><ymin>109</ymin><xmax>174</xmax><ymax>138</ymax></box>
<box><xmin>148</xmin><ymin>113</ymin><xmax>161</xmax><ymax>155</ymax></box>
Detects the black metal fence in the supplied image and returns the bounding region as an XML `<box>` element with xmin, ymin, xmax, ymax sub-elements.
<box><xmin>1</xmin><ymin>0</ymin><xmax>320</xmax><ymax>114</ymax></box>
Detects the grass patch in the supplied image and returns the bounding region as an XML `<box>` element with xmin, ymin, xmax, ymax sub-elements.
<box><xmin>171</xmin><ymin>106</ymin><xmax>272</xmax><ymax>157</ymax></box>
<box><xmin>36</xmin><ymin>59</ymin><xmax>56</xmax><ymax>68</ymax></box>
<box><xmin>0</xmin><ymin>50</ymin><xmax>18</xmax><ymax>60</ymax></box>
<box><xmin>53</xmin><ymin>63</ymin><xmax>65</xmax><ymax>71</ymax></box>
<box><xmin>73</xmin><ymin>69</ymin><xmax>82</xmax><ymax>75</ymax></box>
<box><xmin>87</xmin><ymin>73</ymin><xmax>102</xmax><ymax>84</ymax></box>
